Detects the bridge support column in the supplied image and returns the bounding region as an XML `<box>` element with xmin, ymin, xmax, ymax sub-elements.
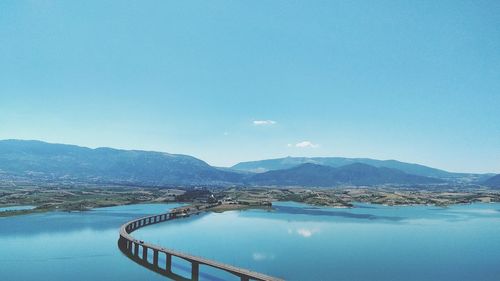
<box><xmin>120</xmin><ymin>238</ymin><xmax>125</xmax><ymax>247</ymax></box>
<box><xmin>166</xmin><ymin>253</ymin><xmax>172</xmax><ymax>272</ymax></box>
<box><xmin>117</xmin><ymin>237</ymin><xmax>124</xmax><ymax>248</ymax></box>
<box><xmin>134</xmin><ymin>243</ymin><xmax>139</xmax><ymax>257</ymax></box>
<box><xmin>240</xmin><ymin>276</ymin><xmax>250</xmax><ymax>281</ymax></box>
<box><xmin>142</xmin><ymin>246</ymin><xmax>148</xmax><ymax>261</ymax></box>
<box><xmin>153</xmin><ymin>250</ymin><xmax>159</xmax><ymax>268</ymax></box>
<box><xmin>191</xmin><ymin>261</ymin><xmax>199</xmax><ymax>281</ymax></box>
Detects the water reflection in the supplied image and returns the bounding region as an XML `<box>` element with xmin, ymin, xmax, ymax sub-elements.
<box><xmin>294</xmin><ymin>227</ymin><xmax>319</xmax><ymax>238</ymax></box>
<box><xmin>0</xmin><ymin>205</ymin><xmax>35</xmax><ymax>212</ymax></box>
<box><xmin>272</xmin><ymin>204</ymin><xmax>405</xmax><ymax>221</ymax></box>
<box><xmin>0</xmin><ymin>203</ymin><xmax>183</xmax><ymax>237</ymax></box>
<box><xmin>252</xmin><ymin>252</ymin><xmax>276</xmax><ymax>261</ymax></box>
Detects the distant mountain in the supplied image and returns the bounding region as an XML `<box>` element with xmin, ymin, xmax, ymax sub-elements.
<box><xmin>232</xmin><ymin>156</ymin><xmax>482</xmax><ymax>181</ymax></box>
<box><xmin>0</xmin><ymin>140</ymin><xmax>242</xmax><ymax>186</ymax></box>
<box><xmin>483</xmin><ymin>174</ymin><xmax>500</xmax><ymax>188</ymax></box>
<box><xmin>0</xmin><ymin>139</ymin><xmax>493</xmax><ymax>188</ymax></box>
<box><xmin>248</xmin><ymin>163</ymin><xmax>443</xmax><ymax>187</ymax></box>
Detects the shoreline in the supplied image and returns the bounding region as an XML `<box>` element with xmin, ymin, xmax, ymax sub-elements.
<box><xmin>2</xmin><ymin>185</ymin><xmax>499</xmax><ymax>217</ymax></box>
<box><xmin>2</xmin><ymin>197</ymin><xmax>500</xmax><ymax>218</ymax></box>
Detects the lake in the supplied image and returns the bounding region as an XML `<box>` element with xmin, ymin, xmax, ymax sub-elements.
<box><xmin>1</xmin><ymin>202</ymin><xmax>499</xmax><ymax>281</ymax></box>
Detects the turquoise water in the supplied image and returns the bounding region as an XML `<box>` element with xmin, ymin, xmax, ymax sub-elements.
<box><xmin>1</xmin><ymin>202</ymin><xmax>500</xmax><ymax>281</ymax></box>
<box><xmin>0</xmin><ymin>205</ymin><xmax>35</xmax><ymax>212</ymax></box>
<box><xmin>0</xmin><ymin>203</ymin><xmax>182</xmax><ymax>281</ymax></box>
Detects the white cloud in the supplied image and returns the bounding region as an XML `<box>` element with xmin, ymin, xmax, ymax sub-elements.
<box><xmin>253</xmin><ymin>120</ymin><xmax>276</xmax><ymax>126</ymax></box>
<box><xmin>223</xmin><ymin>132</ymin><xmax>229</xmax><ymax>136</ymax></box>
<box><xmin>293</xmin><ymin>141</ymin><xmax>319</xmax><ymax>148</ymax></box>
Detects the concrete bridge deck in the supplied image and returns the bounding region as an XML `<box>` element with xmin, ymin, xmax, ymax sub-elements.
<box><xmin>118</xmin><ymin>206</ymin><xmax>284</xmax><ymax>281</ymax></box>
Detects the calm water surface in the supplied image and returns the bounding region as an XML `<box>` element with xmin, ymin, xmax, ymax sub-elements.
<box><xmin>1</xmin><ymin>202</ymin><xmax>500</xmax><ymax>281</ymax></box>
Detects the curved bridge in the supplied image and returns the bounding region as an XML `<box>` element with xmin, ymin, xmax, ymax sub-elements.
<box><xmin>118</xmin><ymin>206</ymin><xmax>284</xmax><ymax>281</ymax></box>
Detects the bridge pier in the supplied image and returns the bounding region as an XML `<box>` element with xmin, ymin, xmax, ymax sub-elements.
<box><xmin>241</xmin><ymin>276</ymin><xmax>250</xmax><ymax>281</ymax></box>
<box><xmin>142</xmin><ymin>246</ymin><xmax>148</xmax><ymax>261</ymax></box>
<box><xmin>118</xmin><ymin>237</ymin><xmax>125</xmax><ymax>249</ymax></box>
<box><xmin>134</xmin><ymin>242</ymin><xmax>139</xmax><ymax>258</ymax></box>
<box><xmin>121</xmin><ymin>238</ymin><xmax>127</xmax><ymax>250</ymax></box>
<box><xmin>153</xmin><ymin>250</ymin><xmax>159</xmax><ymax>268</ymax></box>
<box><xmin>191</xmin><ymin>261</ymin><xmax>199</xmax><ymax>281</ymax></box>
<box><xmin>166</xmin><ymin>253</ymin><xmax>172</xmax><ymax>272</ymax></box>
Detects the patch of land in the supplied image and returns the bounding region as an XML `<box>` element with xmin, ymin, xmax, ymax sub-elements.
<box><xmin>1</xmin><ymin>182</ymin><xmax>500</xmax><ymax>217</ymax></box>
<box><xmin>223</xmin><ymin>187</ymin><xmax>500</xmax><ymax>208</ymax></box>
<box><xmin>0</xmin><ymin>184</ymin><xmax>185</xmax><ymax>217</ymax></box>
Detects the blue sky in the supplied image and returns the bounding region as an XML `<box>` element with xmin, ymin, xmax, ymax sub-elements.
<box><xmin>0</xmin><ymin>0</ymin><xmax>499</xmax><ymax>172</ymax></box>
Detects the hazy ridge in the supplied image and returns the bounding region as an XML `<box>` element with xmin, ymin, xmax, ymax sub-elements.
<box><xmin>0</xmin><ymin>140</ymin><xmax>496</xmax><ymax>188</ymax></box>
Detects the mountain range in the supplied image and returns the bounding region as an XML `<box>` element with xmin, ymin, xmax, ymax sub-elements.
<box><xmin>0</xmin><ymin>139</ymin><xmax>497</xmax><ymax>188</ymax></box>
<box><xmin>232</xmin><ymin>157</ymin><xmax>483</xmax><ymax>181</ymax></box>
<box><xmin>248</xmin><ymin>163</ymin><xmax>443</xmax><ymax>187</ymax></box>
<box><xmin>484</xmin><ymin>174</ymin><xmax>500</xmax><ymax>188</ymax></box>
<box><xmin>0</xmin><ymin>140</ymin><xmax>240</xmax><ymax>186</ymax></box>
